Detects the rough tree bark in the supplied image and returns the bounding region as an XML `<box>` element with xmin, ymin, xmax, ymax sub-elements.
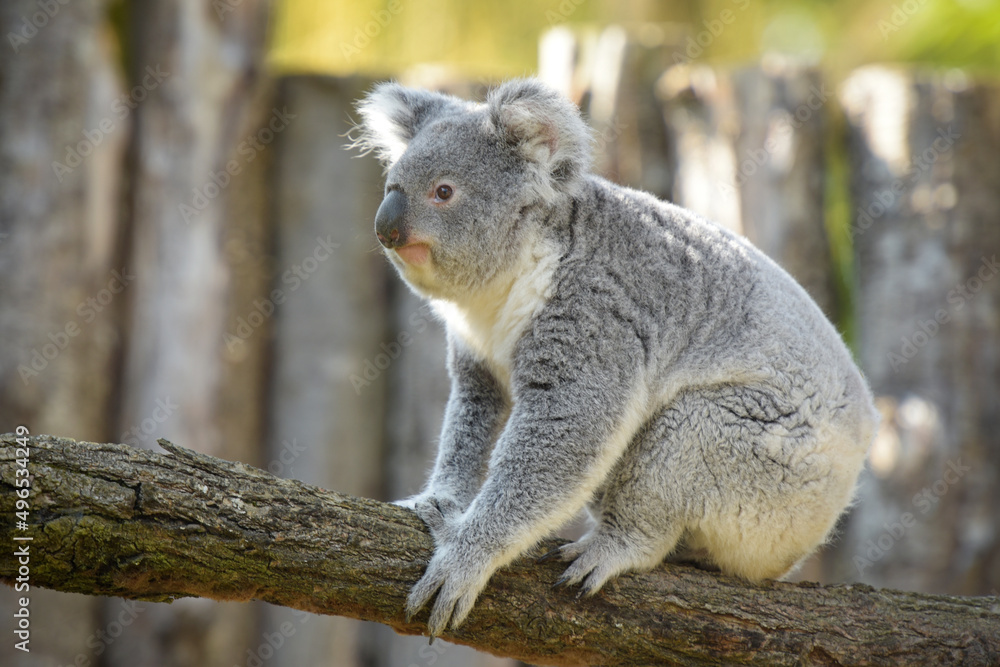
<box><xmin>2</xmin><ymin>434</ymin><xmax>998</xmax><ymax>667</ymax></box>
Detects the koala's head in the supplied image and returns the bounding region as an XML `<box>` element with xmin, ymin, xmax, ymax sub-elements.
<box><xmin>353</xmin><ymin>79</ymin><xmax>591</xmax><ymax>300</ymax></box>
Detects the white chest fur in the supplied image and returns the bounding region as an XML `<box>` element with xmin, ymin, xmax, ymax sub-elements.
<box><xmin>432</xmin><ymin>236</ymin><xmax>561</xmax><ymax>389</ymax></box>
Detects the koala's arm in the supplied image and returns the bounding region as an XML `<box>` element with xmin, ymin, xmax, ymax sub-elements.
<box><xmin>406</xmin><ymin>312</ymin><xmax>644</xmax><ymax>634</ymax></box>
<box><xmin>396</xmin><ymin>338</ymin><xmax>508</xmax><ymax>510</ymax></box>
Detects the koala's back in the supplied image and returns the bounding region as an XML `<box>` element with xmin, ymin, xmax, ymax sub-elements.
<box><xmin>527</xmin><ymin>175</ymin><xmax>876</xmax><ymax>464</ymax></box>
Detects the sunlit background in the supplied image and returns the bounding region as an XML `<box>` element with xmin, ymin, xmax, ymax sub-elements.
<box><xmin>264</xmin><ymin>0</ymin><xmax>1000</xmax><ymax>77</ymax></box>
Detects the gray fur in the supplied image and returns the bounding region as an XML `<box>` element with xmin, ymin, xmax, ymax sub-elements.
<box><xmin>353</xmin><ymin>78</ymin><xmax>877</xmax><ymax>637</ymax></box>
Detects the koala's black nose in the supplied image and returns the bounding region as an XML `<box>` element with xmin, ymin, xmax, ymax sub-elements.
<box><xmin>375</xmin><ymin>189</ymin><xmax>408</xmax><ymax>249</ymax></box>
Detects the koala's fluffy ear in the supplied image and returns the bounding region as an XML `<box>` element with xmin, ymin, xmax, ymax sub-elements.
<box><xmin>354</xmin><ymin>82</ymin><xmax>466</xmax><ymax>168</ymax></box>
<box><xmin>487</xmin><ymin>79</ymin><xmax>592</xmax><ymax>188</ymax></box>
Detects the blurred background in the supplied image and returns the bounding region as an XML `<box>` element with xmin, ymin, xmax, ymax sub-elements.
<box><xmin>1</xmin><ymin>0</ymin><xmax>998</xmax><ymax>665</ymax></box>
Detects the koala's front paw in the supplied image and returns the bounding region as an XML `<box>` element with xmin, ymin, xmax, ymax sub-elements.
<box><xmin>394</xmin><ymin>492</ymin><xmax>464</xmax><ymax>543</ymax></box>
<box><xmin>405</xmin><ymin>542</ymin><xmax>494</xmax><ymax>638</ymax></box>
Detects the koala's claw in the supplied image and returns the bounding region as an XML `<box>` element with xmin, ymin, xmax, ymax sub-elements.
<box><xmin>551</xmin><ymin>534</ymin><xmax>635</xmax><ymax>596</ymax></box>
<box><xmin>414</xmin><ymin>499</ymin><xmax>448</xmax><ymax>534</ymax></box>
<box><xmin>540</xmin><ymin>543</ymin><xmax>607</xmax><ymax>592</ymax></box>
<box><xmin>536</xmin><ymin>547</ymin><xmax>563</xmax><ymax>563</ymax></box>
<box><xmin>404</xmin><ymin>562</ymin><xmax>441</xmax><ymax>620</ymax></box>
<box><xmin>409</xmin><ymin>495</ymin><xmax>464</xmax><ymax>543</ymax></box>
<box><xmin>552</xmin><ymin>569</ymin><xmax>608</xmax><ymax>598</ymax></box>
<box><xmin>405</xmin><ymin>546</ymin><xmax>490</xmax><ymax>638</ymax></box>
<box><xmin>577</xmin><ymin>572</ymin><xmax>609</xmax><ymax>598</ymax></box>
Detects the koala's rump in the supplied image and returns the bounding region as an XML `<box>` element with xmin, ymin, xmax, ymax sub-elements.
<box><xmin>545</xmin><ymin>178</ymin><xmax>875</xmax><ymax>579</ymax></box>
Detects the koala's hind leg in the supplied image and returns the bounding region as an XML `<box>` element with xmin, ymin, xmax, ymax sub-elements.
<box><xmin>674</xmin><ymin>385</ymin><xmax>867</xmax><ymax>583</ymax></box>
<box><xmin>552</xmin><ymin>386</ymin><xmax>865</xmax><ymax>591</ymax></box>
<box><xmin>547</xmin><ymin>407</ymin><xmax>694</xmax><ymax>595</ymax></box>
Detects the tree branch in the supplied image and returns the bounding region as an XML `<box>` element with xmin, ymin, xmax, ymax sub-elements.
<box><xmin>1</xmin><ymin>433</ymin><xmax>997</xmax><ymax>666</ymax></box>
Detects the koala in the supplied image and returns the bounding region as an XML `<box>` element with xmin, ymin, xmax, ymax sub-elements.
<box><xmin>353</xmin><ymin>78</ymin><xmax>877</xmax><ymax>637</ymax></box>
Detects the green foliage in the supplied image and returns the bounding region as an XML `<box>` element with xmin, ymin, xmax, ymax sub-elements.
<box><xmin>823</xmin><ymin>109</ymin><xmax>857</xmax><ymax>351</ymax></box>
<box><xmin>882</xmin><ymin>0</ymin><xmax>1000</xmax><ymax>73</ymax></box>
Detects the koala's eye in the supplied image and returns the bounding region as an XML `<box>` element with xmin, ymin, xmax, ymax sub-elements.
<box><xmin>434</xmin><ymin>184</ymin><xmax>454</xmax><ymax>202</ymax></box>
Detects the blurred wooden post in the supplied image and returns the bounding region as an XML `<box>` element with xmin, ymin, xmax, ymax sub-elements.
<box><xmin>380</xmin><ymin>284</ymin><xmax>450</xmax><ymax>503</ymax></box>
<box><xmin>217</xmin><ymin>82</ymin><xmax>278</xmax><ymax>487</ymax></box>
<box><xmin>539</xmin><ymin>24</ymin><xmax>683</xmax><ymax>200</ymax></box>
<box><xmin>121</xmin><ymin>0</ymin><xmax>268</xmax><ymax>460</ymax></box>
<box><xmin>833</xmin><ymin>66</ymin><xmax>1000</xmax><ymax>595</ymax></box>
<box><xmin>658</xmin><ymin>59</ymin><xmax>837</xmax><ymax>319</ymax></box>
<box><xmin>0</xmin><ymin>1</ymin><xmax>125</xmax><ymax>664</ymax></box>
<box><xmin>656</xmin><ymin>64</ymin><xmax>743</xmax><ymax>233</ymax></box>
<box><xmin>109</xmin><ymin>1</ymin><xmax>271</xmax><ymax>665</ymax></box>
<box><xmin>0</xmin><ymin>0</ymin><xmax>124</xmax><ymax>463</ymax></box>
<box><xmin>731</xmin><ymin>61</ymin><xmax>837</xmax><ymax>320</ymax></box>
<box><xmin>265</xmin><ymin>75</ymin><xmax>389</xmax><ymax>667</ymax></box>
